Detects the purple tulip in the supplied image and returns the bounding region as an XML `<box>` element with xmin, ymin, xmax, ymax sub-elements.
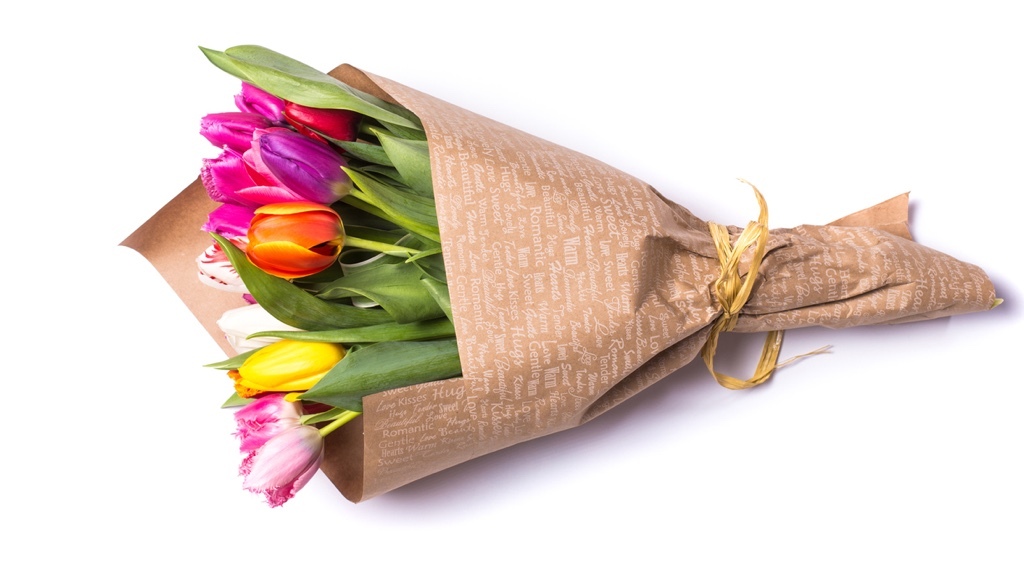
<box><xmin>257</xmin><ymin>130</ymin><xmax>352</xmax><ymax>204</ymax></box>
<box><xmin>234</xmin><ymin>83</ymin><xmax>286</xmax><ymax>122</ymax></box>
<box><xmin>200</xmin><ymin>112</ymin><xmax>273</xmax><ymax>152</ymax></box>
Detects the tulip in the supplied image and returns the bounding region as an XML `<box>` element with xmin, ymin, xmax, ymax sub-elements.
<box><xmin>200</xmin><ymin>112</ymin><xmax>273</xmax><ymax>152</ymax></box>
<box><xmin>284</xmin><ymin>102</ymin><xmax>361</xmax><ymax>142</ymax></box>
<box><xmin>257</xmin><ymin>130</ymin><xmax>352</xmax><ymax>204</ymax></box>
<box><xmin>202</xmin><ymin>202</ymin><xmax>255</xmax><ymax>238</ymax></box>
<box><xmin>201</xmin><ymin>144</ymin><xmax>312</xmax><ymax>208</ymax></box>
<box><xmin>196</xmin><ymin>239</ymin><xmax>248</xmax><ymax>294</ymax></box>
<box><xmin>233</xmin><ymin>393</ymin><xmax>303</xmax><ymax>453</ymax></box>
<box><xmin>246</xmin><ymin>202</ymin><xmax>345</xmax><ymax>279</ymax></box>
<box><xmin>240</xmin><ymin>425</ymin><xmax>324</xmax><ymax>507</ymax></box>
<box><xmin>217</xmin><ymin>303</ymin><xmax>299</xmax><ymax>354</ymax></box>
<box><xmin>229</xmin><ymin>339</ymin><xmax>346</xmax><ymax>398</ymax></box>
<box><xmin>234</xmin><ymin>82</ymin><xmax>286</xmax><ymax>122</ymax></box>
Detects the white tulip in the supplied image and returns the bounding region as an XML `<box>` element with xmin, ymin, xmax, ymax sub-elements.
<box><xmin>217</xmin><ymin>303</ymin><xmax>301</xmax><ymax>354</ymax></box>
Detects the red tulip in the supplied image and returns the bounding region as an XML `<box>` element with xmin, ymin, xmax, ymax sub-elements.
<box><xmin>283</xmin><ymin>102</ymin><xmax>361</xmax><ymax>142</ymax></box>
<box><xmin>246</xmin><ymin>202</ymin><xmax>345</xmax><ymax>279</ymax></box>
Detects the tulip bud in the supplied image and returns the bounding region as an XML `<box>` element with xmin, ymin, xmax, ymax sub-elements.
<box><xmin>234</xmin><ymin>83</ymin><xmax>286</xmax><ymax>122</ymax></box>
<box><xmin>229</xmin><ymin>339</ymin><xmax>346</xmax><ymax>398</ymax></box>
<box><xmin>284</xmin><ymin>102</ymin><xmax>362</xmax><ymax>142</ymax></box>
<box><xmin>200</xmin><ymin>112</ymin><xmax>273</xmax><ymax>152</ymax></box>
<box><xmin>245</xmin><ymin>202</ymin><xmax>345</xmax><ymax>279</ymax></box>
<box><xmin>240</xmin><ymin>425</ymin><xmax>324</xmax><ymax>507</ymax></box>
<box><xmin>257</xmin><ymin>130</ymin><xmax>352</xmax><ymax>204</ymax></box>
<box><xmin>217</xmin><ymin>303</ymin><xmax>299</xmax><ymax>354</ymax></box>
<box><xmin>233</xmin><ymin>393</ymin><xmax>303</xmax><ymax>453</ymax></box>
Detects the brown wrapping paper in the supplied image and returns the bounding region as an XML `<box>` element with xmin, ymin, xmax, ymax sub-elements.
<box><xmin>123</xmin><ymin>64</ymin><xmax>997</xmax><ymax>503</ymax></box>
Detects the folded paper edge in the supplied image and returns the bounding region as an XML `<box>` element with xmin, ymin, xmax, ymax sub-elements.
<box><xmin>828</xmin><ymin>192</ymin><xmax>912</xmax><ymax>240</ymax></box>
<box><xmin>120</xmin><ymin>179</ymin><xmax>242</xmax><ymax>357</ymax></box>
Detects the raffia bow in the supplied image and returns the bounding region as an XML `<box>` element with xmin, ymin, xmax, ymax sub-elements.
<box><xmin>699</xmin><ymin>180</ymin><xmax>785</xmax><ymax>390</ymax></box>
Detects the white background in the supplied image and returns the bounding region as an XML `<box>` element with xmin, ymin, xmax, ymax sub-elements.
<box><xmin>3</xmin><ymin>2</ymin><xmax>1021</xmax><ymax>575</ymax></box>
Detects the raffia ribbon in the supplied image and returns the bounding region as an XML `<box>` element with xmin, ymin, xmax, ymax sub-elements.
<box><xmin>699</xmin><ymin>180</ymin><xmax>785</xmax><ymax>390</ymax></box>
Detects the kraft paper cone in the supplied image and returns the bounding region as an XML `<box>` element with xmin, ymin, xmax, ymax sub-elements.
<box><xmin>123</xmin><ymin>64</ymin><xmax>997</xmax><ymax>503</ymax></box>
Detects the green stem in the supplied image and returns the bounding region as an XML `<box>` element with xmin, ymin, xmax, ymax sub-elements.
<box><xmin>345</xmin><ymin>235</ymin><xmax>421</xmax><ymax>256</ymax></box>
<box><xmin>319</xmin><ymin>410</ymin><xmax>361</xmax><ymax>437</ymax></box>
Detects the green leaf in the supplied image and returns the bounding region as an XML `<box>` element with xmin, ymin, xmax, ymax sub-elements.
<box><xmin>200</xmin><ymin>45</ymin><xmax>421</xmax><ymax>130</ymax></box>
<box><xmin>300</xmin><ymin>339</ymin><xmax>462</xmax><ymax>411</ymax></box>
<box><xmin>300</xmin><ymin>407</ymin><xmax>349</xmax><ymax>426</ymax></box>
<box><xmin>378</xmin><ymin>120</ymin><xmax>427</xmax><ymax>141</ymax></box>
<box><xmin>342</xmin><ymin>168</ymin><xmax>440</xmax><ymax>241</ymax></box>
<box><xmin>410</xmin><ymin>252</ymin><xmax>448</xmax><ymax>283</ymax></box>
<box><xmin>221</xmin><ymin>393</ymin><xmax>250</xmax><ymax>408</ymax></box>
<box><xmin>422</xmin><ymin>276</ymin><xmax>454</xmax><ymax>323</ymax></box>
<box><xmin>199</xmin><ymin>47</ymin><xmax>252</xmax><ymax>81</ymax></box>
<box><xmin>204</xmin><ymin>347</ymin><xmax>259</xmax><ymax>370</ymax></box>
<box><xmin>342</xmin><ymin>225</ymin><xmax>408</xmax><ymax>245</ymax></box>
<box><xmin>376</xmin><ymin>131</ymin><xmax>433</xmax><ymax>196</ymax></box>
<box><xmin>212</xmin><ymin>234</ymin><xmax>392</xmax><ymax>330</ymax></box>
<box><xmin>336</xmin><ymin>140</ymin><xmax>392</xmax><ymax>165</ymax></box>
<box><xmin>251</xmin><ymin>317</ymin><xmax>456</xmax><ymax>343</ymax></box>
<box><xmin>316</xmin><ymin>262</ymin><xmax>445</xmax><ymax>324</ymax></box>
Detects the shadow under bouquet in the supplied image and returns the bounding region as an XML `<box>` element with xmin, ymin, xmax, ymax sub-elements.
<box><xmin>124</xmin><ymin>46</ymin><xmax>999</xmax><ymax>507</ymax></box>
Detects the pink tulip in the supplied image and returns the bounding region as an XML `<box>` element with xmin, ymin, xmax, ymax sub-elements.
<box><xmin>240</xmin><ymin>425</ymin><xmax>324</xmax><ymax>507</ymax></box>
<box><xmin>200</xmin><ymin>112</ymin><xmax>273</xmax><ymax>153</ymax></box>
<box><xmin>233</xmin><ymin>394</ymin><xmax>302</xmax><ymax>453</ymax></box>
<box><xmin>234</xmin><ymin>83</ymin><xmax>286</xmax><ymax>122</ymax></box>
<box><xmin>202</xmin><ymin>202</ymin><xmax>255</xmax><ymax>238</ymax></box>
<box><xmin>200</xmin><ymin>147</ymin><xmax>308</xmax><ymax>207</ymax></box>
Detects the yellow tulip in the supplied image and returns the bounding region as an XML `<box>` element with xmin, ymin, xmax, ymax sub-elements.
<box><xmin>230</xmin><ymin>340</ymin><xmax>346</xmax><ymax>398</ymax></box>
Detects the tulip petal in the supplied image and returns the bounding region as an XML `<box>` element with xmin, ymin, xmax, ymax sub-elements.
<box><xmin>284</xmin><ymin>102</ymin><xmax>361</xmax><ymax>142</ymax></box>
<box><xmin>258</xmin><ymin>130</ymin><xmax>351</xmax><ymax>204</ymax></box>
<box><xmin>201</xmin><ymin>149</ymin><xmax>260</xmax><ymax>207</ymax></box>
<box><xmin>240</xmin><ymin>426</ymin><xmax>324</xmax><ymax>507</ymax></box>
<box><xmin>203</xmin><ymin>203</ymin><xmax>255</xmax><ymax>237</ymax></box>
<box><xmin>248</xmin><ymin>241</ymin><xmax>339</xmax><ymax>278</ymax></box>
<box><xmin>233</xmin><ymin>393</ymin><xmax>303</xmax><ymax>452</ymax></box>
<box><xmin>200</xmin><ymin>112</ymin><xmax>273</xmax><ymax>152</ymax></box>
<box><xmin>235</xmin><ymin>82</ymin><xmax>286</xmax><ymax>122</ymax></box>
<box><xmin>231</xmin><ymin>185</ymin><xmax>309</xmax><ymax>206</ymax></box>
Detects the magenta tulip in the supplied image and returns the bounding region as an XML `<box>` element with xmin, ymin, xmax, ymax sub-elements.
<box><xmin>240</xmin><ymin>425</ymin><xmax>324</xmax><ymax>507</ymax></box>
<box><xmin>257</xmin><ymin>130</ymin><xmax>352</xmax><ymax>204</ymax></box>
<box><xmin>201</xmin><ymin>147</ymin><xmax>309</xmax><ymax>207</ymax></box>
<box><xmin>234</xmin><ymin>83</ymin><xmax>286</xmax><ymax>122</ymax></box>
<box><xmin>233</xmin><ymin>394</ymin><xmax>303</xmax><ymax>453</ymax></box>
<box><xmin>202</xmin><ymin>202</ymin><xmax>255</xmax><ymax>237</ymax></box>
<box><xmin>200</xmin><ymin>112</ymin><xmax>273</xmax><ymax>152</ymax></box>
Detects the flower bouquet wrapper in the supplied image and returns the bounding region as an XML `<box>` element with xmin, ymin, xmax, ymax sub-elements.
<box><xmin>124</xmin><ymin>63</ymin><xmax>997</xmax><ymax>503</ymax></box>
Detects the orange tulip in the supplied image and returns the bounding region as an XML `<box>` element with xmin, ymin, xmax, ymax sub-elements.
<box><xmin>246</xmin><ymin>202</ymin><xmax>345</xmax><ymax>279</ymax></box>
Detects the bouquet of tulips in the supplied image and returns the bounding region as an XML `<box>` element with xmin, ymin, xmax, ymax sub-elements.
<box><xmin>191</xmin><ymin>48</ymin><xmax>465</xmax><ymax>506</ymax></box>
<box><xmin>125</xmin><ymin>45</ymin><xmax>999</xmax><ymax>507</ymax></box>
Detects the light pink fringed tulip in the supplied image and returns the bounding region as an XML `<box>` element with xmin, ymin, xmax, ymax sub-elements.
<box><xmin>240</xmin><ymin>425</ymin><xmax>324</xmax><ymax>508</ymax></box>
<box><xmin>233</xmin><ymin>394</ymin><xmax>303</xmax><ymax>453</ymax></box>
